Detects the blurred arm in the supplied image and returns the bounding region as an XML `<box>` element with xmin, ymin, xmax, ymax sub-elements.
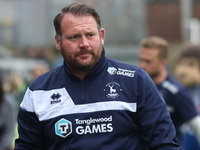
<box><xmin>188</xmin><ymin>115</ymin><xmax>200</xmax><ymax>144</ymax></box>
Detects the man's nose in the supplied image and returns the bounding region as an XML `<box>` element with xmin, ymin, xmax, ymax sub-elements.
<box><xmin>139</xmin><ymin>61</ymin><xmax>146</xmax><ymax>69</ymax></box>
<box><xmin>79</xmin><ymin>36</ymin><xmax>89</xmax><ymax>47</ymax></box>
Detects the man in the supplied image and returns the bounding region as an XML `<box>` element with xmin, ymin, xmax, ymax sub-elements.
<box><xmin>139</xmin><ymin>36</ymin><xmax>200</xmax><ymax>149</ymax></box>
<box><xmin>15</xmin><ymin>3</ymin><xmax>180</xmax><ymax>149</ymax></box>
<box><xmin>0</xmin><ymin>78</ymin><xmax>16</xmax><ymax>150</ymax></box>
<box><xmin>174</xmin><ymin>44</ymin><xmax>200</xmax><ymax>150</ymax></box>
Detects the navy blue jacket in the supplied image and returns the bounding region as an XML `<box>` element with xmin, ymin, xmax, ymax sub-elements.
<box><xmin>157</xmin><ymin>74</ymin><xmax>198</xmax><ymax>147</ymax></box>
<box><xmin>15</xmin><ymin>49</ymin><xmax>180</xmax><ymax>150</ymax></box>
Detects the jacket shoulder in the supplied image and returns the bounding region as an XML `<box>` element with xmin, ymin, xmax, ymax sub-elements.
<box><xmin>29</xmin><ymin>66</ymin><xmax>64</xmax><ymax>91</ymax></box>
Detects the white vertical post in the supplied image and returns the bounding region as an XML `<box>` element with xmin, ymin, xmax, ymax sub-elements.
<box><xmin>180</xmin><ymin>0</ymin><xmax>193</xmax><ymax>41</ymax></box>
<box><xmin>189</xmin><ymin>18</ymin><xmax>200</xmax><ymax>44</ymax></box>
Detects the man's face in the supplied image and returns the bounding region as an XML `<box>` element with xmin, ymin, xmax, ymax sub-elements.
<box><xmin>55</xmin><ymin>13</ymin><xmax>105</xmax><ymax>73</ymax></box>
<box><xmin>139</xmin><ymin>47</ymin><xmax>162</xmax><ymax>79</ymax></box>
<box><xmin>174</xmin><ymin>57</ymin><xmax>200</xmax><ymax>87</ymax></box>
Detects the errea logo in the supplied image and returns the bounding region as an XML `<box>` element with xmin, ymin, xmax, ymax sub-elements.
<box><xmin>50</xmin><ymin>93</ymin><xmax>61</xmax><ymax>104</ymax></box>
<box><xmin>55</xmin><ymin>118</ymin><xmax>72</xmax><ymax>138</ymax></box>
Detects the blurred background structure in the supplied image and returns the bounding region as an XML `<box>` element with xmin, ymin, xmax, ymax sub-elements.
<box><xmin>0</xmin><ymin>0</ymin><xmax>200</xmax><ymax>82</ymax></box>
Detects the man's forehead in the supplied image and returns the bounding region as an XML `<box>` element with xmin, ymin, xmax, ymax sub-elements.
<box><xmin>62</xmin><ymin>13</ymin><xmax>95</xmax><ymax>23</ymax></box>
<box><xmin>61</xmin><ymin>13</ymin><xmax>97</xmax><ymax>28</ymax></box>
<box><xmin>178</xmin><ymin>57</ymin><xmax>199</xmax><ymax>64</ymax></box>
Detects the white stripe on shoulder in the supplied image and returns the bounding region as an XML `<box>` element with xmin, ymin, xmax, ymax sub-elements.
<box><xmin>162</xmin><ymin>81</ymin><xmax>179</xmax><ymax>94</ymax></box>
<box><xmin>20</xmin><ymin>87</ymin><xmax>34</xmax><ymax>112</ymax></box>
<box><xmin>20</xmin><ymin>87</ymin><xmax>74</xmax><ymax>112</ymax></box>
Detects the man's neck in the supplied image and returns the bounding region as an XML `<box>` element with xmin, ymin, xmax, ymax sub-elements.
<box><xmin>73</xmin><ymin>72</ymin><xmax>89</xmax><ymax>80</ymax></box>
<box><xmin>69</xmin><ymin>68</ymin><xmax>90</xmax><ymax>80</ymax></box>
<box><xmin>65</xmin><ymin>62</ymin><xmax>90</xmax><ymax>80</ymax></box>
<box><xmin>153</xmin><ymin>69</ymin><xmax>168</xmax><ymax>85</ymax></box>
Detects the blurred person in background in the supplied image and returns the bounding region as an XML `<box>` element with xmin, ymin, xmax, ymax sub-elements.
<box><xmin>31</xmin><ymin>63</ymin><xmax>50</xmax><ymax>82</ymax></box>
<box><xmin>174</xmin><ymin>44</ymin><xmax>200</xmax><ymax>150</ymax></box>
<box><xmin>14</xmin><ymin>2</ymin><xmax>180</xmax><ymax>149</ymax></box>
<box><xmin>139</xmin><ymin>36</ymin><xmax>200</xmax><ymax>149</ymax></box>
<box><xmin>42</xmin><ymin>47</ymin><xmax>55</xmax><ymax>69</ymax></box>
<box><xmin>0</xmin><ymin>77</ymin><xmax>16</xmax><ymax>150</ymax></box>
<box><xmin>10</xmin><ymin>64</ymin><xmax>50</xmax><ymax>149</ymax></box>
<box><xmin>3</xmin><ymin>74</ymin><xmax>26</xmax><ymax>110</ymax></box>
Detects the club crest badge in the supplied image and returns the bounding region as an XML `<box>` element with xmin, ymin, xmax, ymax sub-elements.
<box><xmin>104</xmin><ymin>82</ymin><xmax>122</xmax><ymax>99</ymax></box>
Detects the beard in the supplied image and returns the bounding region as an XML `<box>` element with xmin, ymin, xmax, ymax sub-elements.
<box><xmin>60</xmin><ymin>44</ymin><xmax>103</xmax><ymax>73</ymax></box>
<box><xmin>149</xmin><ymin>70</ymin><xmax>160</xmax><ymax>80</ymax></box>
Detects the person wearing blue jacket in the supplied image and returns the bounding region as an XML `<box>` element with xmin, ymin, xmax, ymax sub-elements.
<box><xmin>15</xmin><ymin>3</ymin><xmax>180</xmax><ymax>150</ymax></box>
<box><xmin>139</xmin><ymin>36</ymin><xmax>200</xmax><ymax>149</ymax></box>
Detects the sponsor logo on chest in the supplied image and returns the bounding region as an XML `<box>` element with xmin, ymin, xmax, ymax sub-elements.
<box><xmin>55</xmin><ymin>116</ymin><xmax>113</xmax><ymax>138</ymax></box>
<box><xmin>107</xmin><ymin>67</ymin><xmax>135</xmax><ymax>77</ymax></box>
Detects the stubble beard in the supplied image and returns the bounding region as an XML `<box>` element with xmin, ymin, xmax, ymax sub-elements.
<box><xmin>149</xmin><ymin>70</ymin><xmax>160</xmax><ymax>80</ymax></box>
<box><xmin>61</xmin><ymin>45</ymin><xmax>103</xmax><ymax>73</ymax></box>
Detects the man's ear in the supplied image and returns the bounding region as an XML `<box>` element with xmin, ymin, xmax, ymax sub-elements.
<box><xmin>161</xmin><ymin>58</ymin><xmax>167</xmax><ymax>66</ymax></box>
<box><xmin>100</xmin><ymin>28</ymin><xmax>105</xmax><ymax>45</ymax></box>
<box><xmin>55</xmin><ymin>35</ymin><xmax>61</xmax><ymax>50</ymax></box>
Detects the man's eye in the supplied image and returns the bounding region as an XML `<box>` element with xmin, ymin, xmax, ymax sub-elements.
<box><xmin>188</xmin><ymin>62</ymin><xmax>195</xmax><ymax>66</ymax></box>
<box><xmin>71</xmin><ymin>35</ymin><xmax>78</xmax><ymax>39</ymax></box>
<box><xmin>67</xmin><ymin>35</ymin><xmax>79</xmax><ymax>40</ymax></box>
<box><xmin>87</xmin><ymin>34</ymin><xmax>94</xmax><ymax>37</ymax></box>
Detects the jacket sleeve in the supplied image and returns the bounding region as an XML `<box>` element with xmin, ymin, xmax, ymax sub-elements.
<box><xmin>188</xmin><ymin>115</ymin><xmax>200</xmax><ymax>144</ymax></box>
<box><xmin>136</xmin><ymin>70</ymin><xmax>180</xmax><ymax>149</ymax></box>
<box><xmin>14</xmin><ymin>88</ymin><xmax>45</xmax><ymax>150</ymax></box>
